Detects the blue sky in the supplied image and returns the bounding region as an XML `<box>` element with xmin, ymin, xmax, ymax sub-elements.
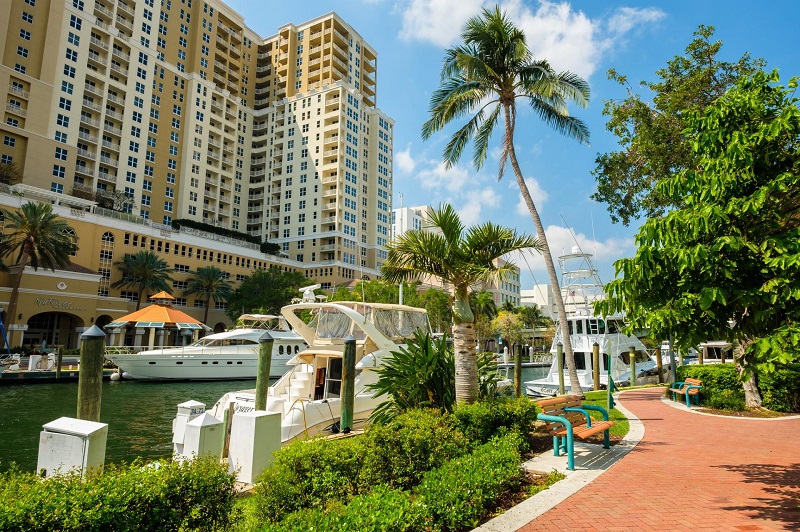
<box><xmin>225</xmin><ymin>0</ymin><xmax>799</xmax><ymax>290</ymax></box>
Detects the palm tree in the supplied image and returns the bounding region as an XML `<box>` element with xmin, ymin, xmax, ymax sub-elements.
<box><xmin>518</xmin><ymin>304</ymin><xmax>547</xmax><ymax>351</ymax></box>
<box><xmin>421</xmin><ymin>6</ymin><xmax>590</xmax><ymax>392</ymax></box>
<box><xmin>183</xmin><ymin>266</ymin><xmax>233</xmax><ymax>325</ymax></box>
<box><xmin>0</xmin><ymin>202</ymin><xmax>77</xmax><ymax>337</ymax></box>
<box><xmin>470</xmin><ymin>289</ymin><xmax>497</xmax><ymax>321</ymax></box>
<box><xmin>112</xmin><ymin>251</ymin><xmax>173</xmax><ymax>310</ymax></box>
<box><xmin>381</xmin><ymin>204</ymin><xmax>540</xmax><ymax>404</ymax></box>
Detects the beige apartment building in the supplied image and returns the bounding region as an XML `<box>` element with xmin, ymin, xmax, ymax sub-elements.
<box><xmin>0</xmin><ymin>2</ymin><xmax>393</xmax><ymax>346</ymax></box>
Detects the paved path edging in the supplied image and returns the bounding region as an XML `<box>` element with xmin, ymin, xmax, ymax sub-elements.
<box><xmin>474</xmin><ymin>392</ymin><xmax>643</xmax><ymax>532</ymax></box>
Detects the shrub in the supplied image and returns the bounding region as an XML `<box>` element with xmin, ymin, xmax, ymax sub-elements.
<box><xmin>262</xmin><ymin>486</ymin><xmax>426</xmax><ymax>532</ymax></box>
<box><xmin>0</xmin><ymin>457</ymin><xmax>237</xmax><ymax>531</ymax></box>
<box><xmin>756</xmin><ymin>363</ymin><xmax>800</xmax><ymax>412</ymax></box>
<box><xmin>414</xmin><ymin>432</ymin><xmax>525</xmax><ymax>531</ymax></box>
<box><xmin>677</xmin><ymin>364</ymin><xmax>744</xmax><ymax>409</ymax></box>
<box><xmin>450</xmin><ymin>397</ymin><xmax>538</xmax><ymax>451</ymax></box>
<box><xmin>358</xmin><ymin>409</ymin><xmax>472</xmax><ymax>491</ymax></box>
<box><xmin>251</xmin><ymin>436</ymin><xmax>366</xmax><ymax>524</ymax></box>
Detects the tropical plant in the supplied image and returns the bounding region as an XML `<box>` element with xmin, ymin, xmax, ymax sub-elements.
<box><xmin>381</xmin><ymin>204</ymin><xmax>539</xmax><ymax>404</ymax></box>
<box><xmin>0</xmin><ymin>162</ymin><xmax>22</xmax><ymax>186</ymax></box>
<box><xmin>368</xmin><ymin>330</ymin><xmax>455</xmax><ymax>424</ymax></box>
<box><xmin>469</xmin><ymin>290</ymin><xmax>497</xmax><ymax>321</ymax></box>
<box><xmin>492</xmin><ymin>310</ymin><xmax>523</xmax><ymax>352</ymax></box>
<box><xmin>111</xmin><ymin>251</ymin><xmax>174</xmax><ymax>310</ymax></box>
<box><xmin>518</xmin><ymin>303</ymin><xmax>549</xmax><ymax>351</ymax></box>
<box><xmin>422</xmin><ymin>6</ymin><xmax>589</xmax><ymax>393</ymax></box>
<box><xmin>0</xmin><ymin>202</ymin><xmax>77</xmax><ymax>336</ymax></box>
<box><xmin>183</xmin><ymin>266</ymin><xmax>234</xmax><ymax>325</ymax></box>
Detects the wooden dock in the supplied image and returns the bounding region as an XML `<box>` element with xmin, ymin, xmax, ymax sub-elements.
<box><xmin>0</xmin><ymin>366</ymin><xmax>117</xmax><ymax>384</ymax></box>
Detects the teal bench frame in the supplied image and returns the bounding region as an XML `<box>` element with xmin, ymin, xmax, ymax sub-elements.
<box><xmin>669</xmin><ymin>378</ymin><xmax>702</xmax><ymax>407</ymax></box>
<box><xmin>536</xmin><ymin>395</ymin><xmax>614</xmax><ymax>470</ymax></box>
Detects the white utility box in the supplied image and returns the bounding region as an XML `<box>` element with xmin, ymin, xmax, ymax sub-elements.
<box><xmin>181</xmin><ymin>412</ymin><xmax>223</xmax><ymax>460</ymax></box>
<box><xmin>36</xmin><ymin>417</ymin><xmax>108</xmax><ymax>477</ymax></box>
<box><xmin>228</xmin><ymin>410</ymin><xmax>281</xmax><ymax>484</ymax></box>
<box><xmin>172</xmin><ymin>400</ymin><xmax>206</xmax><ymax>455</ymax></box>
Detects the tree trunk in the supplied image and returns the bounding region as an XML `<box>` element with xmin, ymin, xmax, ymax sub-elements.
<box><xmin>503</xmin><ymin>103</ymin><xmax>580</xmax><ymax>393</ymax></box>
<box><xmin>452</xmin><ymin>321</ymin><xmax>477</xmax><ymax>404</ymax></box>
<box><xmin>4</xmin><ymin>249</ymin><xmax>29</xmax><ymax>344</ymax></box>
<box><xmin>136</xmin><ymin>286</ymin><xmax>144</xmax><ymax>311</ymax></box>
<box><xmin>735</xmin><ymin>338</ymin><xmax>762</xmax><ymax>408</ymax></box>
<box><xmin>203</xmin><ymin>296</ymin><xmax>211</xmax><ymax>325</ymax></box>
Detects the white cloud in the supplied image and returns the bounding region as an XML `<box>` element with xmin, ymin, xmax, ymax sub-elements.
<box><xmin>457</xmin><ymin>187</ymin><xmax>501</xmax><ymax>225</ymax></box>
<box><xmin>397</xmin><ymin>1</ymin><xmax>665</xmax><ymax>79</ymax></box>
<box><xmin>395</xmin><ymin>146</ymin><xmax>417</xmax><ymax>173</ymax></box>
<box><xmin>514</xmin><ymin>177</ymin><xmax>549</xmax><ymax>217</ymax></box>
<box><xmin>398</xmin><ymin>0</ymin><xmax>484</xmax><ymax>47</ymax></box>
<box><xmin>416</xmin><ymin>161</ymin><xmax>473</xmax><ymax>193</ymax></box>
<box><xmin>607</xmin><ymin>7</ymin><xmax>666</xmax><ymax>36</ymax></box>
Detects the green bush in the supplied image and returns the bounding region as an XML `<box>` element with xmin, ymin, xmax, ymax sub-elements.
<box><xmin>0</xmin><ymin>457</ymin><xmax>237</xmax><ymax>531</ymax></box>
<box><xmin>414</xmin><ymin>432</ymin><xmax>525</xmax><ymax>531</ymax></box>
<box><xmin>756</xmin><ymin>363</ymin><xmax>800</xmax><ymax>412</ymax></box>
<box><xmin>261</xmin><ymin>486</ymin><xmax>426</xmax><ymax>532</ymax></box>
<box><xmin>251</xmin><ymin>436</ymin><xmax>366</xmax><ymax>524</ymax></box>
<box><xmin>677</xmin><ymin>364</ymin><xmax>743</xmax><ymax>409</ymax></box>
<box><xmin>358</xmin><ymin>409</ymin><xmax>472</xmax><ymax>491</ymax></box>
<box><xmin>450</xmin><ymin>397</ymin><xmax>537</xmax><ymax>451</ymax></box>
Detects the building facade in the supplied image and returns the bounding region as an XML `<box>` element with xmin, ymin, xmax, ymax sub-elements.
<box><xmin>0</xmin><ymin>2</ymin><xmax>392</xmax><ymax>291</ymax></box>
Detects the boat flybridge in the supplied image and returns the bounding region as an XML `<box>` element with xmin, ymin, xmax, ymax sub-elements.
<box><xmin>525</xmin><ymin>248</ymin><xmax>652</xmax><ymax>397</ymax></box>
<box><xmin>210</xmin><ymin>299</ymin><xmax>431</xmax><ymax>444</ymax></box>
<box><xmin>105</xmin><ymin>314</ymin><xmax>307</xmax><ymax>381</ymax></box>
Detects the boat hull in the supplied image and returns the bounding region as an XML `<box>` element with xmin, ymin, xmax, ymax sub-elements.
<box><xmin>106</xmin><ymin>352</ymin><xmax>292</xmax><ymax>381</ymax></box>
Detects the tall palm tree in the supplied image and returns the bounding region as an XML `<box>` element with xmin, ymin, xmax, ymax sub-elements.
<box><xmin>518</xmin><ymin>303</ymin><xmax>547</xmax><ymax>351</ymax></box>
<box><xmin>183</xmin><ymin>266</ymin><xmax>233</xmax><ymax>325</ymax></box>
<box><xmin>112</xmin><ymin>251</ymin><xmax>173</xmax><ymax>310</ymax></box>
<box><xmin>382</xmin><ymin>204</ymin><xmax>540</xmax><ymax>404</ymax></box>
<box><xmin>0</xmin><ymin>202</ymin><xmax>77</xmax><ymax>336</ymax></box>
<box><xmin>470</xmin><ymin>289</ymin><xmax>497</xmax><ymax>321</ymax></box>
<box><xmin>421</xmin><ymin>6</ymin><xmax>590</xmax><ymax>392</ymax></box>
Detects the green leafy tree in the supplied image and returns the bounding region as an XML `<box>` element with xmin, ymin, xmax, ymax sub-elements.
<box><xmin>0</xmin><ymin>202</ymin><xmax>77</xmax><ymax>335</ymax></box>
<box><xmin>225</xmin><ymin>267</ymin><xmax>310</xmax><ymax>320</ymax></box>
<box><xmin>492</xmin><ymin>310</ymin><xmax>524</xmax><ymax>352</ymax></box>
<box><xmin>418</xmin><ymin>288</ymin><xmax>452</xmax><ymax>334</ymax></box>
<box><xmin>0</xmin><ymin>162</ymin><xmax>23</xmax><ymax>186</ymax></box>
<box><xmin>592</xmin><ymin>25</ymin><xmax>765</xmax><ymax>226</ymax></box>
<box><xmin>381</xmin><ymin>204</ymin><xmax>539</xmax><ymax>404</ymax></box>
<box><xmin>470</xmin><ymin>290</ymin><xmax>497</xmax><ymax>321</ymax></box>
<box><xmin>327</xmin><ymin>279</ymin><xmax>401</xmax><ymax>304</ymax></box>
<box><xmin>183</xmin><ymin>266</ymin><xmax>234</xmax><ymax>325</ymax></box>
<box><xmin>112</xmin><ymin>251</ymin><xmax>174</xmax><ymax>310</ymax></box>
<box><xmin>518</xmin><ymin>304</ymin><xmax>550</xmax><ymax>351</ymax></box>
<box><xmin>422</xmin><ymin>6</ymin><xmax>590</xmax><ymax>394</ymax></box>
<box><xmin>596</xmin><ymin>71</ymin><xmax>800</xmax><ymax>408</ymax></box>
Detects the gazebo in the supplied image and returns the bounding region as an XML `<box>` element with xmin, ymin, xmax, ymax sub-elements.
<box><xmin>104</xmin><ymin>291</ymin><xmax>211</xmax><ymax>351</ymax></box>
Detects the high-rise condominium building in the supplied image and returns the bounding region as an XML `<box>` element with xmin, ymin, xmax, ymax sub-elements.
<box><xmin>0</xmin><ymin>1</ymin><xmax>393</xmax><ymax>289</ymax></box>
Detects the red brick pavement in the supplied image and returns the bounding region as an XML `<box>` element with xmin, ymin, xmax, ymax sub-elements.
<box><xmin>518</xmin><ymin>387</ymin><xmax>800</xmax><ymax>531</ymax></box>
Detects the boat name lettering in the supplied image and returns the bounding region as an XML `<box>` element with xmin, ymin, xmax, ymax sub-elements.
<box><xmin>234</xmin><ymin>403</ymin><xmax>254</xmax><ymax>414</ymax></box>
<box><xmin>35</xmin><ymin>297</ymin><xmax>86</xmax><ymax>312</ymax></box>
<box><xmin>191</xmin><ymin>407</ymin><xmax>205</xmax><ymax>415</ymax></box>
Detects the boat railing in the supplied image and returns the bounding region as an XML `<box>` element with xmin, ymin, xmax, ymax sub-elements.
<box><xmin>105</xmin><ymin>346</ymin><xmax>138</xmax><ymax>355</ymax></box>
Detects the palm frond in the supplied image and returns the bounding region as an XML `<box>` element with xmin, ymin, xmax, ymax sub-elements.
<box><xmin>472</xmin><ymin>103</ymin><xmax>501</xmax><ymax>170</ymax></box>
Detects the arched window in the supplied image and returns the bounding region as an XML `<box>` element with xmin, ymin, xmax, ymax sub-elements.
<box><xmin>102</xmin><ymin>232</ymin><xmax>114</xmax><ymax>242</ymax></box>
<box><xmin>63</xmin><ymin>228</ymin><xmax>77</xmax><ymax>256</ymax></box>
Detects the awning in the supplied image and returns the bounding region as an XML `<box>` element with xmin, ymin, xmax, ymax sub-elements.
<box><xmin>134</xmin><ymin>321</ymin><xmax>166</xmax><ymax>328</ymax></box>
<box><xmin>176</xmin><ymin>323</ymin><xmax>204</xmax><ymax>330</ymax></box>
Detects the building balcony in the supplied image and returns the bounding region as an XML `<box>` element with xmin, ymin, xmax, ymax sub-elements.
<box><xmin>6</xmin><ymin>104</ymin><xmax>26</xmax><ymax>117</ymax></box>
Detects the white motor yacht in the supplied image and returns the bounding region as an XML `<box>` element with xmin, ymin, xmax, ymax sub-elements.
<box><xmin>105</xmin><ymin>314</ymin><xmax>307</xmax><ymax>381</ymax></box>
<box><xmin>525</xmin><ymin>248</ymin><xmax>652</xmax><ymax>397</ymax></box>
<box><xmin>210</xmin><ymin>300</ymin><xmax>432</xmax><ymax>444</ymax></box>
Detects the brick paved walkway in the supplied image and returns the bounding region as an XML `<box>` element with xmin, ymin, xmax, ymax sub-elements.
<box><xmin>518</xmin><ymin>387</ymin><xmax>800</xmax><ymax>531</ymax></box>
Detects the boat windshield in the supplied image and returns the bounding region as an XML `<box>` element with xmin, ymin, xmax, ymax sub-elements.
<box><xmin>372</xmin><ymin>308</ymin><xmax>429</xmax><ymax>339</ymax></box>
<box><xmin>309</xmin><ymin>306</ymin><xmax>430</xmax><ymax>341</ymax></box>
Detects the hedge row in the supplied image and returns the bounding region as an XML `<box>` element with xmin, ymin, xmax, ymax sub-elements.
<box><xmin>261</xmin><ymin>432</ymin><xmax>525</xmax><ymax>532</ymax></box>
<box><xmin>250</xmin><ymin>398</ymin><xmax>537</xmax><ymax>525</ymax></box>
<box><xmin>676</xmin><ymin>363</ymin><xmax>800</xmax><ymax>412</ymax></box>
<box><xmin>0</xmin><ymin>457</ymin><xmax>237</xmax><ymax>532</ymax></box>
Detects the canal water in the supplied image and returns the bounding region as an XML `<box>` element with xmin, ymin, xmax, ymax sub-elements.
<box><xmin>0</xmin><ymin>366</ymin><xmax>548</xmax><ymax>472</ymax></box>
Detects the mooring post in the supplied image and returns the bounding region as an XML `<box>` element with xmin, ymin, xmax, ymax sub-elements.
<box><xmin>629</xmin><ymin>345</ymin><xmax>637</xmax><ymax>388</ymax></box>
<box><xmin>255</xmin><ymin>331</ymin><xmax>274</xmax><ymax>411</ymax></box>
<box><xmin>514</xmin><ymin>343</ymin><xmax>523</xmax><ymax>398</ymax></box>
<box><xmin>55</xmin><ymin>346</ymin><xmax>63</xmax><ymax>380</ymax></box>
<box><xmin>592</xmin><ymin>342</ymin><xmax>600</xmax><ymax>391</ymax></box>
<box><xmin>341</xmin><ymin>336</ymin><xmax>356</xmax><ymax>433</ymax></box>
<box><xmin>557</xmin><ymin>342</ymin><xmax>565</xmax><ymax>395</ymax></box>
<box><xmin>77</xmin><ymin>325</ymin><xmax>107</xmax><ymax>422</ymax></box>
<box><xmin>655</xmin><ymin>346</ymin><xmax>664</xmax><ymax>383</ymax></box>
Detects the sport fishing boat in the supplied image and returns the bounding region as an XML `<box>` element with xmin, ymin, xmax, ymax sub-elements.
<box><xmin>525</xmin><ymin>248</ymin><xmax>652</xmax><ymax>397</ymax></box>
<box><xmin>210</xmin><ymin>299</ymin><xmax>431</xmax><ymax>443</ymax></box>
<box><xmin>105</xmin><ymin>314</ymin><xmax>307</xmax><ymax>381</ymax></box>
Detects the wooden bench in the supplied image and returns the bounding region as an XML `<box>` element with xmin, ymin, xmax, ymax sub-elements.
<box><xmin>670</xmin><ymin>377</ymin><xmax>703</xmax><ymax>406</ymax></box>
<box><xmin>536</xmin><ymin>395</ymin><xmax>615</xmax><ymax>470</ymax></box>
